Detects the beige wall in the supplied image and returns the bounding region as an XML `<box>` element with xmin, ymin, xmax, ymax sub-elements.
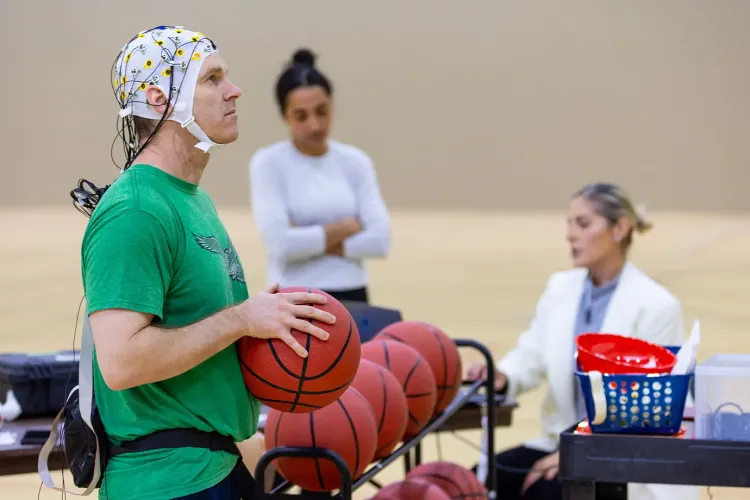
<box><xmin>1</xmin><ymin>1</ymin><xmax>748</xmax><ymax>210</ymax></box>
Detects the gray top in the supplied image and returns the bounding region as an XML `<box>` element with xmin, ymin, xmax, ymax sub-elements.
<box><xmin>573</xmin><ymin>272</ymin><xmax>621</xmax><ymax>420</ymax></box>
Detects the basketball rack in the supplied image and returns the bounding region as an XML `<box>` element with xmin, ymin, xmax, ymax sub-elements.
<box><xmin>254</xmin><ymin>339</ymin><xmax>498</xmax><ymax>500</ymax></box>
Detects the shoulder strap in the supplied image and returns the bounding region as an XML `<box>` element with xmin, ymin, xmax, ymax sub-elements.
<box><xmin>37</xmin><ymin>310</ymin><xmax>101</xmax><ymax>496</ymax></box>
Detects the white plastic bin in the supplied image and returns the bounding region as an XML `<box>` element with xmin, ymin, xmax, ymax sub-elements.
<box><xmin>695</xmin><ymin>354</ymin><xmax>750</xmax><ymax>442</ymax></box>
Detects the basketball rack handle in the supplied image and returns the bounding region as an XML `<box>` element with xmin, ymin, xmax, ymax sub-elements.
<box><xmin>254</xmin><ymin>339</ymin><xmax>498</xmax><ymax>500</ymax></box>
<box><xmin>454</xmin><ymin>338</ymin><xmax>498</xmax><ymax>499</ymax></box>
<box><xmin>255</xmin><ymin>447</ymin><xmax>352</xmax><ymax>499</ymax></box>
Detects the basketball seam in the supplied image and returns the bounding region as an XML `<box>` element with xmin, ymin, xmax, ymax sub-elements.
<box><xmin>309</xmin><ymin>314</ymin><xmax>354</xmax><ymax>380</ymax></box>
<box><xmin>337</xmin><ymin>398</ymin><xmax>361</xmax><ymax>481</ymax></box>
<box><xmin>376</xmin><ymin>366</ymin><xmax>387</xmax><ymax>433</ymax></box>
<box><xmin>431</xmin><ymin>327</ymin><xmax>450</xmax><ymax>409</ymax></box>
<box><xmin>254</xmin><ymin>397</ymin><xmax>322</xmax><ymax>409</ymax></box>
<box><xmin>381</xmin><ymin>340</ymin><xmax>391</xmax><ymax>370</ymax></box>
<box><xmin>451</xmin><ymin>355</ymin><xmax>462</xmax><ymax>404</ymax></box>
<box><xmin>309</xmin><ymin>412</ymin><xmax>325</xmax><ymax>490</ymax></box>
<box><xmin>290</xmin><ymin>331</ymin><xmax>313</xmax><ymax>412</ymax></box>
<box><xmin>378</xmin><ymin>331</ymin><xmax>401</xmax><ymax>343</ymax></box>
<box><xmin>267</xmin><ymin>339</ymin><xmax>300</xmax><ymax>380</ymax></box>
<box><xmin>406</xmin><ymin>391</ymin><xmax>433</xmax><ymax>398</ymax></box>
<box><xmin>403</xmin><ymin>355</ymin><xmax>423</xmax><ymax>390</ymax></box>
<box><xmin>274</xmin><ymin>412</ymin><xmax>292</xmax><ymax>482</ymax></box>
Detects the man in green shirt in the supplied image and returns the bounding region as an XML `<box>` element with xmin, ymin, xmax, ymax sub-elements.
<box><xmin>78</xmin><ymin>26</ymin><xmax>334</xmax><ymax>500</ymax></box>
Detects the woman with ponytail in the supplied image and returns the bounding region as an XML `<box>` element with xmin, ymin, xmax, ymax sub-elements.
<box><xmin>249</xmin><ymin>48</ymin><xmax>392</xmax><ymax>303</ymax></box>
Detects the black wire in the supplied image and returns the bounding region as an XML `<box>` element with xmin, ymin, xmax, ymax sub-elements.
<box><xmin>70</xmin><ymin>179</ymin><xmax>110</xmax><ymax>218</ymax></box>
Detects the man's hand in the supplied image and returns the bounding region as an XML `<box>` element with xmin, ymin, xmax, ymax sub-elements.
<box><xmin>236</xmin><ymin>283</ymin><xmax>336</xmax><ymax>358</ymax></box>
<box><xmin>521</xmin><ymin>451</ymin><xmax>559</xmax><ymax>495</ymax></box>
<box><xmin>466</xmin><ymin>362</ymin><xmax>508</xmax><ymax>392</ymax></box>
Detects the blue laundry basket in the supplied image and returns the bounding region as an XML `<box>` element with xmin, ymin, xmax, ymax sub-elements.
<box><xmin>575</xmin><ymin>346</ymin><xmax>693</xmax><ymax>435</ymax></box>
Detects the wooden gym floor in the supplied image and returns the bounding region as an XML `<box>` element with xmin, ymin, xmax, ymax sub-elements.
<box><xmin>1</xmin><ymin>207</ymin><xmax>748</xmax><ymax>499</ymax></box>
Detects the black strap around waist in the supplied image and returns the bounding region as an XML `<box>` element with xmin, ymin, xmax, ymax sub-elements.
<box><xmin>107</xmin><ymin>429</ymin><xmax>258</xmax><ymax>498</ymax></box>
<box><xmin>109</xmin><ymin>428</ymin><xmax>241</xmax><ymax>458</ymax></box>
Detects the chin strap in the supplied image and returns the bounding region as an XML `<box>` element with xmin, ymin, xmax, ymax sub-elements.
<box><xmin>179</xmin><ymin>115</ymin><xmax>220</xmax><ymax>153</ymax></box>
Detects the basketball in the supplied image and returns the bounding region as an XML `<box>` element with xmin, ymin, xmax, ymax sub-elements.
<box><xmin>405</xmin><ymin>461</ymin><xmax>488</xmax><ymax>500</ymax></box>
<box><xmin>237</xmin><ymin>286</ymin><xmax>361</xmax><ymax>413</ymax></box>
<box><xmin>264</xmin><ymin>386</ymin><xmax>378</xmax><ymax>492</ymax></box>
<box><xmin>375</xmin><ymin>320</ymin><xmax>462</xmax><ymax>414</ymax></box>
<box><xmin>360</xmin><ymin>339</ymin><xmax>437</xmax><ymax>439</ymax></box>
<box><xmin>350</xmin><ymin>359</ymin><xmax>409</xmax><ymax>460</ymax></box>
<box><xmin>372</xmin><ymin>478</ymin><xmax>452</xmax><ymax>500</ymax></box>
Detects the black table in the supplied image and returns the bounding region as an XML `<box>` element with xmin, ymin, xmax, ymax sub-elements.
<box><xmin>1</xmin><ymin>397</ymin><xmax>516</xmax><ymax>477</ymax></box>
<box><xmin>559</xmin><ymin>419</ymin><xmax>750</xmax><ymax>499</ymax></box>
<box><xmin>0</xmin><ymin>418</ymin><xmax>66</xmax><ymax>476</ymax></box>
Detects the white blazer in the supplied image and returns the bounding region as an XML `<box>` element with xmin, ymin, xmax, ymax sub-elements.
<box><xmin>497</xmin><ymin>261</ymin><xmax>698</xmax><ymax>500</ymax></box>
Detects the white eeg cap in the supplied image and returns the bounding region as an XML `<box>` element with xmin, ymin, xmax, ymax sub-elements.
<box><xmin>113</xmin><ymin>25</ymin><xmax>220</xmax><ymax>152</ymax></box>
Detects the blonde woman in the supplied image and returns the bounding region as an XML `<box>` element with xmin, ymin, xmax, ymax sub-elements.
<box><xmin>468</xmin><ymin>183</ymin><xmax>697</xmax><ymax>500</ymax></box>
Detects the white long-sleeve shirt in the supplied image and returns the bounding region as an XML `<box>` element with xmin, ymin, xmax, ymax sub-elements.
<box><xmin>249</xmin><ymin>139</ymin><xmax>392</xmax><ymax>291</ymax></box>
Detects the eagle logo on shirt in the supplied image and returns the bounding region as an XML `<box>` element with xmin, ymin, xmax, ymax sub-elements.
<box><xmin>192</xmin><ymin>233</ymin><xmax>246</xmax><ymax>284</ymax></box>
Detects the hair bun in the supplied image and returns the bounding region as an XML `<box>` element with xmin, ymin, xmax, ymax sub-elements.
<box><xmin>292</xmin><ymin>48</ymin><xmax>316</xmax><ymax>67</ymax></box>
<box><xmin>634</xmin><ymin>203</ymin><xmax>653</xmax><ymax>233</ymax></box>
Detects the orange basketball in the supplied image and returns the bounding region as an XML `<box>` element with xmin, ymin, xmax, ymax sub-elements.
<box><xmin>405</xmin><ymin>461</ymin><xmax>488</xmax><ymax>500</ymax></box>
<box><xmin>264</xmin><ymin>386</ymin><xmax>378</xmax><ymax>492</ymax></box>
<box><xmin>375</xmin><ymin>320</ymin><xmax>462</xmax><ymax>414</ymax></box>
<box><xmin>372</xmin><ymin>478</ymin><xmax>452</xmax><ymax>500</ymax></box>
<box><xmin>350</xmin><ymin>359</ymin><xmax>409</xmax><ymax>460</ymax></box>
<box><xmin>360</xmin><ymin>339</ymin><xmax>437</xmax><ymax>439</ymax></box>
<box><xmin>237</xmin><ymin>287</ymin><xmax>361</xmax><ymax>413</ymax></box>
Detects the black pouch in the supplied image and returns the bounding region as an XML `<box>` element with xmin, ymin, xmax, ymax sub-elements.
<box><xmin>60</xmin><ymin>386</ymin><xmax>110</xmax><ymax>488</ymax></box>
<box><xmin>37</xmin><ymin>312</ymin><xmax>108</xmax><ymax>495</ymax></box>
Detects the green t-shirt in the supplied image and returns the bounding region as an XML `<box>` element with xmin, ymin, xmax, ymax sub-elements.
<box><xmin>80</xmin><ymin>164</ymin><xmax>260</xmax><ymax>500</ymax></box>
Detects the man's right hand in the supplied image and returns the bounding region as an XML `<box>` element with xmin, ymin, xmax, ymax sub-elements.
<box><xmin>466</xmin><ymin>362</ymin><xmax>508</xmax><ymax>392</ymax></box>
<box><xmin>237</xmin><ymin>283</ymin><xmax>336</xmax><ymax>358</ymax></box>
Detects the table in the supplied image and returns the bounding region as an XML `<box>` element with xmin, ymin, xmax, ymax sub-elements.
<box><xmin>558</xmin><ymin>415</ymin><xmax>750</xmax><ymax>499</ymax></box>
<box><xmin>0</xmin><ymin>418</ymin><xmax>65</xmax><ymax>476</ymax></box>
<box><xmin>1</xmin><ymin>398</ymin><xmax>517</xmax><ymax>477</ymax></box>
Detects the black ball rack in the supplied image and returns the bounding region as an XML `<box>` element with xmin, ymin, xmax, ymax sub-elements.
<box><xmin>253</xmin><ymin>339</ymin><xmax>498</xmax><ymax>499</ymax></box>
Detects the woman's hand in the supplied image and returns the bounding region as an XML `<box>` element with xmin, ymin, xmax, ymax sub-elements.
<box><xmin>465</xmin><ymin>362</ymin><xmax>507</xmax><ymax>392</ymax></box>
<box><xmin>327</xmin><ymin>242</ymin><xmax>344</xmax><ymax>256</ymax></box>
<box><xmin>521</xmin><ymin>451</ymin><xmax>559</xmax><ymax>495</ymax></box>
<box><xmin>324</xmin><ymin>216</ymin><xmax>363</xmax><ymax>254</ymax></box>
